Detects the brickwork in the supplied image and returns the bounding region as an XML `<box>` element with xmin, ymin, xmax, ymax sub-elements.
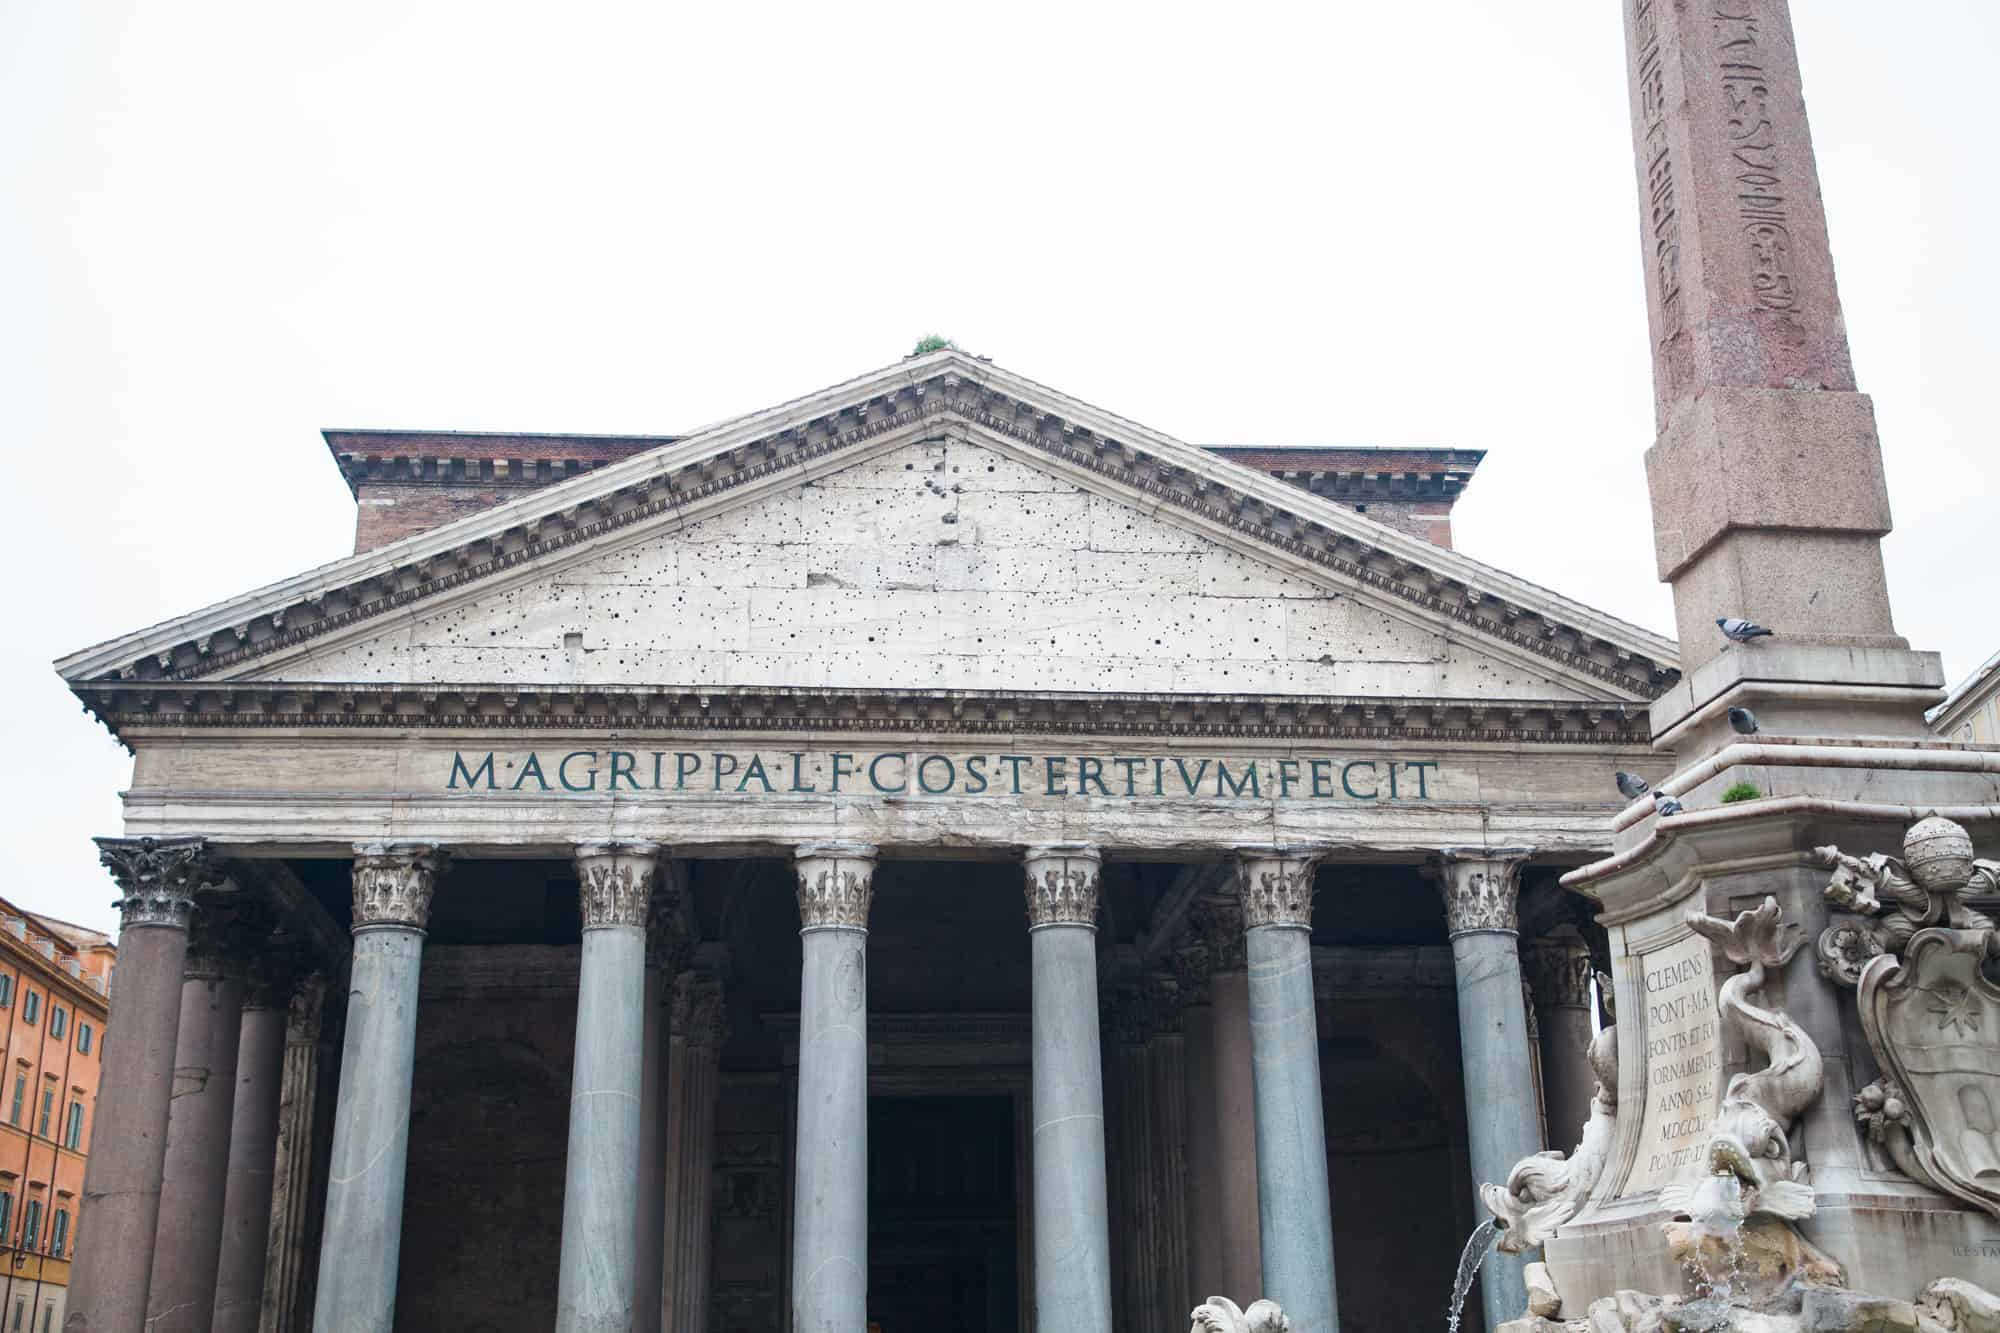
<box><xmin>331</xmin><ymin>434</ymin><xmax>1485</xmax><ymax>555</ymax></box>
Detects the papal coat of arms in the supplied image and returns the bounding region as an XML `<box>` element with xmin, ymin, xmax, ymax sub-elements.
<box><xmin>1818</xmin><ymin>816</ymin><xmax>2000</xmax><ymax>1219</ymax></box>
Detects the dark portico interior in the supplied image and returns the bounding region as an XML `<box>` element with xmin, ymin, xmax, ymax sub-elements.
<box><xmin>272</xmin><ymin>855</ymin><xmax>1535</xmax><ymax>1333</ymax></box>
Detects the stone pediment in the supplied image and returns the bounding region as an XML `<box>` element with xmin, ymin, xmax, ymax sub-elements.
<box><xmin>57</xmin><ymin>351</ymin><xmax>1678</xmax><ymax>733</ymax></box>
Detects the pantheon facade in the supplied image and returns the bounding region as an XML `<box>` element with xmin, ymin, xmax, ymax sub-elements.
<box><xmin>55</xmin><ymin>351</ymin><xmax>1679</xmax><ymax>1333</ymax></box>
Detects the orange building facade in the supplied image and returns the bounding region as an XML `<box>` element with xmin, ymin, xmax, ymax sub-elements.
<box><xmin>0</xmin><ymin>905</ymin><xmax>114</xmax><ymax>1333</ymax></box>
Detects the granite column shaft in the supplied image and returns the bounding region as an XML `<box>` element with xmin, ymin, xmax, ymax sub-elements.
<box><xmin>257</xmin><ymin>974</ymin><xmax>327</xmax><ymax>1333</ymax></box>
<box><xmin>1438</xmin><ymin>852</ymin><xmax>1539</xmax><ymax>1333</ymax></box>
<box><xmin>311</xmin><ymin>843</ymin><xmax>444</xmax><ymax>1333</ymax></box>
<box><xmin>1239</xmin><ymin>851</ymin><xmax>1339</xmax><ymax>1333</ymax></box>
<box><xmin>1198</xmin><ymin>898</ymin><xmax>1264</xmax><ymax>1302</ymax></box>
<box><xmin>147</xmin><ymin>910</ymin><xmax>250</xmax><ymax>1333</ymax></box>
<box><xmin>555</xmin><ymin>844</ymin><xmax>662</xmax><ymax>1332</ymax></box>
<box><xmin>632</xmin><ymin>953</ymin><xmax>668</xmax><ymax>1333</ymax></box>
<box><xmin>789</xmin><ymin>843</ymin><xmax>875</xmax><ymax>1333</ymax></box>
<box><xmin>660</xmin><ymin>973</ymin><xmax>724</xmax><ymax>1332</ymax></box>
<box><xmin>210</xmin><ymin>972</ymin><xmax>293</xmax><ymax>1333</ymax></box>
<box><xmin>67</xmin><ymin>837</ymin><xmax>207</xmax><ymax>1333</ymax></box>
<box><xmin>1023</xmin><ymin>846</ymin><xmax>1113</xmax><ymax>1333</ymax></box>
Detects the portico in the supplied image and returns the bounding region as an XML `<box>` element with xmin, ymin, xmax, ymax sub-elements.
<box><xmin>55</xmin><ymin>350</ymin><xmax>1675</xmax><ymax>1331</ymax></box>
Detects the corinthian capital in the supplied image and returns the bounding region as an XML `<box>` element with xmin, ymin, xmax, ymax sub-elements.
<box><xmin>350</xmin><ymin>843</ymin><xmax>446</xmax><ymax>931</ymax></box>
<box><xmin>96</xmin><ymin>836</ymin><xmax>209</xmax><ymax>931</ymax></box>
<box><xmin>1189</xmin><ymin>894</ymin><xmax>1248</xmax><ymax>973</ymax></box>
<box><xmin>794</xmin><ymin>842</ymin><xmax>877</xmax><ymax>931</ymax></box>
<box><xmin>1023</xmin><ymin>845</ymin><xmax>1102</xmax><ymax>928</ymax></box>
<box><xmin>1236</xmin><ymin>849</ymin><xmax>1325</xmax><ymax>929</ymax></box>
<box><xmin>671</xmin><ymin>972</ymin><xmax>729</xmax><ymax>1047</ymax></box>
<box><xmin>1434</xmin><ymin>850</ymin><xmax>1530</xmax><ymax>937</ymax></box>
<box><xmin>573</xmin><ymin>842</ymin><xmax>662</xmax><ymax>930</ymax></box>
<box><xmin>1521</xmin><ymin>928</ymin><xmax>1594</xmax><ymax>1011</ymax></box>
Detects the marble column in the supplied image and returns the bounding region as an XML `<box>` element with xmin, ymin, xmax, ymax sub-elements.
<box><xmin>257</xmin><ymin>974</ymin><xmax>327</xmax><ymax>1333</ymax></box>
<box><xmin>147</xmin><ymin>904</ymin><xmax>252</xmax><ymax>1333</ymax></box>
<box><xmin>789</xmin><ymin>842</ymin><xmax>876</xmax><ymax>1333</ymax></box>
<box><xmin>1194</xmin><ymin>895</ymin><xmax>1263</xmax><ymax>1303</ymax></box>
<box><xmin>555</xmin><ymin>843</ymin><xmax>662</xmax><ymax>1331</ymax></box>
<box><xmin>1436</xmin><ymin>850</ymin><xmax>1539</xmax><ymax>1333</ymax></box>
<box><xmin>1023</xmin><ymin>845</ymin><xmax>1113</xmax><ymax>1333</ymax></box>
<box><xmin>661</xmin><ymin>971</ymin><xmax>725</xmax><ymax>1332</ymax></box>
<box><xmin>1238</xmin><ymin>850</ymin><xmax>1338</xmax><ymax>1333</ymax></box>
<box><xmin>68</xmin><ymin>837</ymin><xmax>207</xmax><ymax>1333</ymax></box>
<box><xmin>1522</xmin><ymin>927</ymin><xmax>1598</xmax><ymax>1148</ymax></box>
<box><xmin>211</xmin><ymin>959</ymin><xmax>294</xmax><ymax>1333</ymax></box>
<box><xmin>311</xmin><ymin>843</ymin><xmax>445</xmax><ymax>1333</ymax></box>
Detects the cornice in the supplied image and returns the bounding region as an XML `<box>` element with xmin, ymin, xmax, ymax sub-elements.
<box><xmin>56</xmin><ymin>353</ymin><xmax>1679</xmax><ymax>703</ymax></box>
<box><xmin>72</xmin><ymin>681</ymin><xmax>1653</xmax><ymax>749</ymax></box>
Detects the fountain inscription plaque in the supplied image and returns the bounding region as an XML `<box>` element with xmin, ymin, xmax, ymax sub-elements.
<box><xmin>1624</xmin><ymin>931</ymin><xmax>1720</xmax><ymax>1194</ymax></box>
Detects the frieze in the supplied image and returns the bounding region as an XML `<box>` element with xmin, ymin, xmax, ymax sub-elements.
<box><xmin>75</xmin><ymin>361</ymin><xmax>1675</xmax><ymax>703</ymax></box>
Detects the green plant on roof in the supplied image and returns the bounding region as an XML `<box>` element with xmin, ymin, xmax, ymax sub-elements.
<box><xmin>911</xmin><ymin>334</ymin><xmax>958</xmax><ymax>356</ymax></box>
<box><xmin>1720</xmin><ymin>781</ymin><xmax>1761</xmax><ymax>804</ymax></box>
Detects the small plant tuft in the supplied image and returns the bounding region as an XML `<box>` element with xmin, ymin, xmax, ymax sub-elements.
<box><xmin>1720</xmin><ymin>781</ymin><xmax>1761</xmax><ymax>804</ymax></box>
<box><xmin>910</xmin><ymin>334</ymin><xmax>958</xmax><ymax>356</ymax></box>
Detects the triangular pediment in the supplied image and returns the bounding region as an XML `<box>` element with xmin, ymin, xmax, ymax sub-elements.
<box><xmin>57</xmin><ymin>351</ymin><xmax>1678</xmax><ymax>715</ymax></box>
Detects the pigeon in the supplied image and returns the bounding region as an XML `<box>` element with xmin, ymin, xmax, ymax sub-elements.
<box><xmin>1728</xmin><ymin>706</ymin><xmax>1760</xmax><ymax>735</ymax></box>
<box><xmin>1616</xmin><ymin>771</ymin><xmax>1651</xmax><ymax>800</ymax></box>
<box><xmin>1716</xmin><ymin>617</ymin><xmax>1774</xmax><ymax>642</ymax></box>
<box><xmin>1653</xmin><ymin>790</ymin><xmax>1684</xmax><ymax>817</ymax></box>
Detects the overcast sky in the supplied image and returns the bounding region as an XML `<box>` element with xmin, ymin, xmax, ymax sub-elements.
<box><xmin>4</xmin><ymin>3</ymin><xmax>1993</xmax><ymax>935</ymax></box>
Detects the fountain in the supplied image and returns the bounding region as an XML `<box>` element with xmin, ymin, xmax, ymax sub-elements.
<box><xmin>1446</xmin><ymin>1219</ymin><xmax>1502</xmax><ymax>1333</ymax></box>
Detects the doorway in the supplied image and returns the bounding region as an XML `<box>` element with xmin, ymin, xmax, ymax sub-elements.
<box><xmin>867</xmin><ymin>1094</ymin><xmax>1020</xmax><ymax>1333</ymax></box>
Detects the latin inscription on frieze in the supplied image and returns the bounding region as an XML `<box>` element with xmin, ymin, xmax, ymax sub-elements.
<box><xmin>443</xmin><ymin>748</ymin><xmax>1443</xmax><ymax>802</ymax></box>
<box><xmin>1623</xmin><ymin>931</ymin><xmax>1721</xmax><ymax>1195</ymax></box>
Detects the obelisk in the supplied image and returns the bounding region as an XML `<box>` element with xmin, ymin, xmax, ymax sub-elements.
<box><xmin>1621</xmin><ymin>0</ymin><xmax>1944</xmax><ymax>767</ymax></box>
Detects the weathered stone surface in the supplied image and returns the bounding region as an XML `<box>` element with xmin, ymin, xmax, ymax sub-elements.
<box><xmin>268</xmin><ymin>437</ymin><xmax>1611</xmax><ymax>701</ymax></box>
<box><xmin>1528</xmin><ymin>1261</ymin><xmax>1564</xmax><ymax>1317</ymax></box>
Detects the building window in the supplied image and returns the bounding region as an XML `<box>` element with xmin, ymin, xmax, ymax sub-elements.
<box><xmin>20</xmin><ymin>993</ymin><xmax>36</xmax><ymax>1025</ymax></box>
<box><xmin>9</xmin><ymin>1299</ymin><xmax>21</xmax><ymax>1333</ymax></box>
<box><xmin>63</xmin><ymin>1103</ymin><xmax>82</xmax><ymax>1151</ymax></box>
<box><xmin>76</xmin><ymin>1023</ymin><xmax>91</xmax><ymax>1055</ymax></box>
<box><xmin>46</xmin><ymin>1009</ymin><xmax>63</xmax><ymax>1041</ymax></box>
<box><xmin>9</xmin><ymin>1076</ymin><xmax>23</xmax><ymax>1126</ymax></box>
<box><xmin>0</xmin><ymin>976</ymin><xmax>12</xmax><ymax>1007</ymax></box>
<box><xmin>37</xmin><ymin>1088</ymin><xmax>53</xmax><ymax>1139</ymax></box>
<box><xmin>22</xmin><ymin>1198</ymin><xmax>41</xmax><ymax>1249</ymax></box>
<box><xmin>37</xmin><ymin>1307</ymin><xmax>48</xmax><ymax>1333</ymax></box>
<box><xmin>48</xmin><ymin>1210</ymin><xmax>66</xmax><ymax>1259</ymax></box>
<box><xmin>0</xmin><ymin>1191</ymin><xmax>13</xmax><ymax>1241</ymax></box>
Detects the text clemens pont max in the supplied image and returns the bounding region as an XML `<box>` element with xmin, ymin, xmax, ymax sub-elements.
<box><xmin>445</xmin><ymin>749</ymin><xmax>1443</xmax><ymax>801</ymax></box>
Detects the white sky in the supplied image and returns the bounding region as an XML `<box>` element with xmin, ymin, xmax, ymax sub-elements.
<box><xmin>3</xmin><ymin>3</ymin><xmax>1994</xmax><ymax>935</ymax></box>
